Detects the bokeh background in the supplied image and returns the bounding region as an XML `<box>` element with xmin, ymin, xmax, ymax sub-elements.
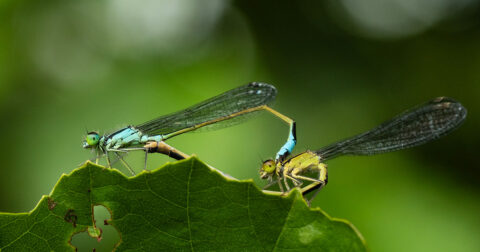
<box><xmin>0</xmin><ymin>0</ymin><xmax>479</xmax><ymax>251</ymax></box>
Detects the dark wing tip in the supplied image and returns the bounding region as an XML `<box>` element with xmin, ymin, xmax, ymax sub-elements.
<box><xmin>247</xmin><ymin>81</ymin><xmax>277</xmax><ymax>100</ymax></box>
<box><xmin>248</xmin><ymin>81</ymin><xmax>274</xmax><ymax>88</ymax></box>
<box><xmin>431</xmin><ymin>96</ymin><xmax>467</xmax><ymax>122</ymax></box>
<box><xmin>248</xmin><ymin>81</ymin><xmax>276</xmax><ymax>90</ymax></box>
<box><xmin>429</xmin><ymin>97</ymin><xmax>468</xmax><ymax>136</ymax></box>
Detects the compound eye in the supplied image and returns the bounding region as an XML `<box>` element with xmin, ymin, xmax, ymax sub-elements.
<box><xmin>261</xmin><ymin>159</ymin><xmax>276</xmax><ymax>173</ymax></box>
<box><xmin>86</xmin><ymin>133</ymin><xmax>99</xmax><ymax>146</ymax></box>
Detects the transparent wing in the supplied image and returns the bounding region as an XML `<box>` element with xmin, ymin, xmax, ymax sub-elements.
<box><xmin>182</xmin><ymin>109</ymin><xmax>265</xmax><ymax>133</ymax></box>
<box><xmin>135</xmin><ymin>82</ymin><xmax>277</xmax><ymax>137</ymax></box>
<box><xmin>316</xmin><ymin>97</ymin><xmax>467</xmax><ymax>161</ymax></box>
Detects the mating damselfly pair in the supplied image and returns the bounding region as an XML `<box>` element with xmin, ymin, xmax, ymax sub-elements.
<box><xmin>83</xmin><ymin>83</ymin><xmax>467</xmax><ymax>205</ymax></box>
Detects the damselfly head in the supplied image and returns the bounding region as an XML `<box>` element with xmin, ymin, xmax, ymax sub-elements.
<box><xmin>83</xmin><ymin>131</ymin><xmax>100</xmax><ymax>148</ymax></box>
<box><xmin>260</xmin><ymin>159</ymin><xmax>276</xmax><ymax>179</ymax></box>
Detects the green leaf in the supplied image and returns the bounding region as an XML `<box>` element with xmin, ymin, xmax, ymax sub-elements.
<box><xmin>0</xmin><ymin>158</ymin><xmax>367</xmax><ymax>251</ymax></box>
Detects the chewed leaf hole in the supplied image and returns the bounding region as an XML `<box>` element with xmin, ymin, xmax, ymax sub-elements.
<box><xmin>71</xmin><ymin>205</ymin><xmax>120</xmax><ymax>252</ymax></box>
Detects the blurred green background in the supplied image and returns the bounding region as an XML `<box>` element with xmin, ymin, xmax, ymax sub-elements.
<box><xmin>0</xmin><ymin>0</ymin><xmax>479</xmax><ymax>251</ymax></box>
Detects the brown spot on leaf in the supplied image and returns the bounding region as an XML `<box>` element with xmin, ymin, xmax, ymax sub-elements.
<box><xmin>64</xmin><ymin>209</ymin><xmax>78</xmax><ymax>227</ymax></box>
<box><xmin>47</xmin><ymin>197</ymin><xmax>57</xmax><ymax>210</ymax></box>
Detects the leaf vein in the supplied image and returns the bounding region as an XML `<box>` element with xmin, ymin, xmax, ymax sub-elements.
<box><xmin>186</xmin><ymin>159</ymin><xmax>194</xmax><ymax>252</ymax></box>
<box><xmin>272</xmin><ymin>195</ymin><xmax>295</xmax><ymax>252</ymax></box>
<box><xmin>145</xmin><ymin>175</ymin><xmax>184</xmax><ymax>209</ymax></box>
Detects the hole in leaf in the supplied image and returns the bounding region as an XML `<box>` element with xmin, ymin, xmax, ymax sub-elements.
<box><xmin>71</xmin><ymin>205</ymin><xmax>120</xmax><ymax>252</ymax></box>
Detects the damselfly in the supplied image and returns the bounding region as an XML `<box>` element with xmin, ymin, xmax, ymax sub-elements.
<box><xmin>83</xmin><ymin>82</ymin><xmax>296</xmax><ymax>175</ymax></box>
<box><xmin>260</xmin><ymin>97</ymin><xmax>467</xmax><ymax>206</ymax></box>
